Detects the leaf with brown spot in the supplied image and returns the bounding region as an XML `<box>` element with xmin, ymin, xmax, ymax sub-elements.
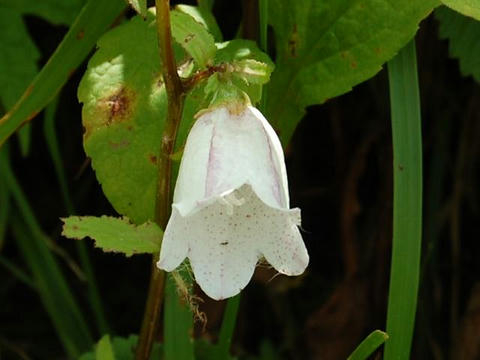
<box><xmin>78</xmin><ymin>9</ymin><xmax>208</xmax><ymax>224</ymax></box>
<box><xmin>267</xmin><ymin>0</ymin><xmax>439</xmax><ymax>145</ymax></box>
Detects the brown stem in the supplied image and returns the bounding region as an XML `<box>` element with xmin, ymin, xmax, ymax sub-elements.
<box><xmin>135</xmin><ymin>1</ymin><xmax>185</xmax><ymax>359</ymax></box>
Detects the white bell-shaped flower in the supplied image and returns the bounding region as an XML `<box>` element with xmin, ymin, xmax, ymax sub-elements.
<box><xmin>157</xmin><ymin>105</ymin><xmax>309</xmax><ymax>300</ymax></box>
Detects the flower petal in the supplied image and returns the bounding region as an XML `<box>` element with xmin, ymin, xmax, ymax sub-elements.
<box><xmin>257</xmin><ymin>207</ymin><xmax>309</xmax><ymax>275</ymax></box>
<box><xmin>182</xmin><ymin>197</ymin><xmax>262</xmax><ymax>300</ymax></box>
<box><xmin>173</xmin><ymin>106</ymin><xmax>290</xmax><ymax>217</ymax></box>
<box><xmin>157</xmin><ymin>209</ymin><xmax>189</xmax><ymax>271</ymax></box>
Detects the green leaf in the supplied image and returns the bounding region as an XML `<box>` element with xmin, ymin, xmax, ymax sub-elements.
<box><xmin>165</xmin><ymin>272</ymin><xmax>195</xmax><ymax>360</ymax></box>
<box><xmin>232</xmin><ymin>59</ymin><xmax>273</xmax><ymax>85</ymax></box>
<box><xmin>171</xmin><ymin>9</ymin><xmax>217</xmax><ymax>68</ymax></box>
<box><xmin>0</xmin><ymin>8</ymin><xmax>40</xmax><ymax>155</ymax></box>
<box><xmin>0</xmin><ymin>9</ymin><xmax>39</xmax><ymax>111</ymax></box>
<box><xmin>1</xmin><ymin>148</ymin><xmax>93</xmax><ymax>357</ymax></box>
<box><xmin>440</xmin><ymin>0</ymin><xmax>480</xmax><ymax>20</ymax></box>
<box><xmin>0</xmin><ymin>0</ymin><xmax>126</xmax><ymax>147</ymax></box>
<box><xmin>266</xmin><ymin>0</ymin><xmax>439</xmax><ymax>145</ymax></box>
<box><xmin>62</xmin><ymin>216</ymin><xmax>162</xmax><ymax>256</ymax></box>
<box><xmin>384</xmin><ymin>39</ymin><xmax>423</xmax><ymax>360</ymax></box>
<box><xmin>176</xmin><ymin>4</ymin><xmax>223</xmax><ymax>41</ymax></box>
<box><xmin>96</xmin><ymin>335</ymin><xmax>116</xmax><ymax>360</ymax></box>
<box><xmin>214</xmin><ymin>40</ymin><xmax>274</xmax><ymax>103</ymax></box>
<box><xmin>78</xmin><ymin>10</ymin><xmax>205</xmax><ymax>224</ymax></box>
<box><xmin>127</xmin><ymin>0</ymin><xmax>147</xmax><ymax>17</ymax></box>
<box><xmin>78</xmin><ymin>10</ymin><xmax>166</xmax><ymax>225</ymax></box>
<box><xmin>79</xmin><ymin>335</ymin><xmax>163</xmax><ymax>360</ymax></box>
<box><xmin>347</xmin><ymin>330</ymin><xmax>388</xmax><ymax>360</ymax></box>
<box><xmin>436</xmin><ymin>6</ymin><xmax>480</xmax><ymax>82</ymax></box>
<box><xmin>0</xmin><ymin>0</ymin><xmax>85</xmax><ymax>25</ymax></box>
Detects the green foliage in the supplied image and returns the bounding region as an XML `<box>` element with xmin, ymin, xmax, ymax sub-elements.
<box><xmin>164</xmin><ymin>272</ymin><xmax>195</xmax><ymax>360</ymax></box>
<box><xmin>62</xmin><ymin>216</ymin><xmax>162</xmax><ymax>256</ymax></box>
<box><xmin>78</xmin><ymin>10</ymin><xmax>166</xmax><ymax>225</ymax></box>
<box><xmin>436</xmin><ymin>6</ymin><xmax>480</xmax><ymax>82</ymax></box>
<box><xmin>127</xmin><ymin>0</ymin><xmax>147</xmax><ymax>17</ymax></box>
<box><xmin>440</xmin><ymin>0</ymin><xmax>480</xmax><ymax>20</ymax></box>
<box><xmin>266</xmin><ymin>0</ymin><xmax>439</xmax><ymax>144</ymax></box>
<box><xmin>384</xmin><ymin>40</ymin><xmax>423</xmax><ymax>360</ymax></box>
<box><xmin>171</xmin><ymin>9</ymin><xmax>217</xmax><ymax>68</ymax></box>
<box><xmin>96</xmin><ymin>335</ymin><xmax>116</xmax><ymax>360</ymax></box>
<box><xmin>79</xmin><ymin>335</ymin><xmax>163</xmax><ymax>360</ymax></box>
<box><xmin>1</xmin><ymin>149</ymin><xmax>93</xmax><ymax>357</ymax></box>
<box><xmin>215</xmin><ymin>40</ymin><xmax>274</xmax><ymax>103</ymax></box>
<box><xmin>0</xmin><ymin>9</ymin><xmax>39</xmax><ymax>111</ymax></box>
<box><xmin>176</xmin><ymin>4</ymin><xmax>223</xmax><ymax>41</ymax></box>
<box><xmin>0</xmin><ymin>0</ymin><xmax>127</xmax><ymax>147</ymax></box>
<box><xmin>347</xmin><ymin>330</ymin><xmax>389</xmax><ymax>360</ymax></box>
<box><xmin>0</xmin><ymin>0</ymin><xmax>85</xmax><ymax>25</ymax></box>
<box><xmin>78</xmin><ymin>10</ymin><xmax>273</xmax><ymax>224</ymax></box>
<box><xmin>0</xmin><ymin>8</ymin><xmax>40</xmax><ymax>154</ymax></box>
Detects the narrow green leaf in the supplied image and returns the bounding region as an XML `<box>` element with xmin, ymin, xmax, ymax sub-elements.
<box><xmin>0</xmin><ymin>0</ymin><xmax>127</xmax><ymax>147</ymax></box>
<box><xmin>43</xmin><ymin>98</ymin><xmax>109</xmax><ymax>334</ymax></box>
<box><xmin>43</xmin><ymin>97</ymin><xmax>74</xmax><ymax>213</ymax></box>
<box><xmin>176</xmin><ymin>4</ymin><xmax>223</xmax><ymax>42</ymax></box>
<box><xmin>440</xmin><ymin>0</ymin><xmax>480</xmax><ymax>20</ymax></box>
<box><xmin>96</xmin><ymin>335</ymin><xmax>116</xmax><ymax>360</ymax></box>
<box><xmin>164</xmin><ymin>272</ymin><xmax>195</xmax><ymax>360</ymax></box>
<box><xmin>171</xmin><ymin>9</ymin><xmax>217</xmax><ymax>68</ymax></box>
<box><xmin>0</xmin><ymin>255</ymin><xmax>37</xmax><ymax>289</ymax></box>
<box><xmin>436</xmin><ymin>6</ymin><xmax>480</xmax><ymax>82</ymax></box>
<box><xmin>127</xmin><ymin>0</ymin><xmax>147</xmax><ymax>17</ymax></box>
<box><xmin>347</xmin><ymin>330</ymin><xmax>388</xmax><ymax>360</ymax></box>
<box><xmin>62</xmin><ymin>216</ymin><xmax>162</xmax><ymax>256</ymax></box>
<box><xmin>266</xmin><ymin>0</ymin><xmax>438</xmax><ymax>145</ymax></box>
<box><xmin>0</xmin><ymin>170</ymin><xmax>8</xmax><ymax>249</ymax></box>
<box><xmin>384</xmin><ymin>39</ymin><xmax>423</xmax><ymax>360</ymax></box>
<box><xmin>216</xmin><ymin>295</ymin><xmax>241</xmax><ymax>359</ymax></box>
<box><xmin>1</xmin><ymin>149</ymin><xmax>93</xmax><ymax>357</ymax></box>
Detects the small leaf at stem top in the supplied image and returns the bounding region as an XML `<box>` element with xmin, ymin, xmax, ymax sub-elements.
<box><xmin>170</xmin><ymin>9</ymin><xmax>217</xmax><ymax>68</ymax></box>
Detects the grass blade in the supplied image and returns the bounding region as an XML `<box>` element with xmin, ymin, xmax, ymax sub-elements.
<box><xmin>0</xmin><ymin>255</ymin><xmax>37</xmax><ymax>290</ymax></box>
<box><xmin>164</xmin><ymin>272</ymin><xmax>195</xmax><ymax>360</ymax></box>
<box><xmin>0</xmin><ymin>169</ymin><xmax>8</xmax><ymax>250</ymax></box>
<box><xmin>0</xmin><ymin>0</ymin><xmax>126</xmax><ymax>146</ymax></box>
<box><xmin>216</xmin><ymin>295</ymin><xmax>241</xmax><ymax>359</ymax></box>
<box><xmin>1</xmin><ymin>148</ymin><xmax>93</xmax><ymax>357</ymax></box>
<box><xmin>384</xmin><ymin>39</ymin><xmax>423</xmax><ymax>360</ymax></box>
<box><xmin>347</xmin><ymin>330</ymin><xmax>388</xmax><ymax>360</ymax></box>
<box><xmin>44</xmin><ymin>97</ymin><xmax>109</xmax><ymax>335</ymax></box>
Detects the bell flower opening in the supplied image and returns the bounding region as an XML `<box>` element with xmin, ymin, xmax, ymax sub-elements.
<box><xmin>157</xmin><ymin>105</ymin><xmax>309</xmax><ymax>300</ymax></box>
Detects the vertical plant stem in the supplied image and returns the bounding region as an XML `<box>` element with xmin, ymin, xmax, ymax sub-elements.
<box><xmin>217</xmin><ymin>295</ymin><xmax>241</xmax><ymax>358</ymax></box>
<box><xmin>259</xmin><ymin>0</ymin><xmax>268</xmax><ymax>113</ymax></box>
<box><xmin>135</xmin><ymin>1</ymin><xmax>185</xmax><ymax>359</ymax></box>
<box><xmin>384</xmin><ymin>39</ymin><xmax>423</xmax><ymax>360</ymax></box>
<box><xmin>44</xmin><ymin>98</ymin><xmax>109</xmax><ymax>335</ymax></box>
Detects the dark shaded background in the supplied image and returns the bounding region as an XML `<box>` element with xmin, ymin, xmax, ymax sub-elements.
<box><xmin>2</xmin><ymin>1</ymin><xmax>480</xmax><ymax>359</ymax></box>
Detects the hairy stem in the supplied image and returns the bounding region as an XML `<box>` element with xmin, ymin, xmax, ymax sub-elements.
<box><xmin>135</xmin><ymin>1</ymin><xmax>185</xmax><ymax>359</ymax></box>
